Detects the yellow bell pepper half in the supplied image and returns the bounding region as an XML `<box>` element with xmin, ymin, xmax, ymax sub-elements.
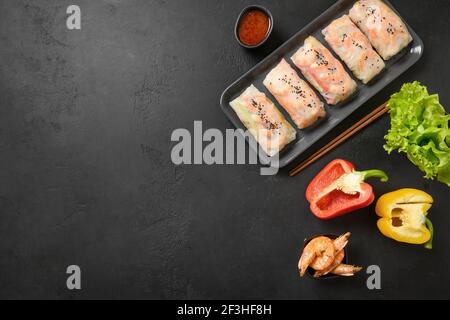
<box><xmin>375</xmin><ymin>188</ymin><xmax>434</xmax><ymax>249</ymax></box>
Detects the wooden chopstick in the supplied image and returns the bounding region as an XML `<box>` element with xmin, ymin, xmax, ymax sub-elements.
<box><xmin>289</xmin><ymin>102</ymin><xmax>388</xmax><ymax>177</ymax></box>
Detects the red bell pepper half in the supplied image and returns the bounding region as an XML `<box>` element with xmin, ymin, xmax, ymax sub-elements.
<box><xmin>306</xmin><ymin>159</ymin><xmax>388</xmax><ymax>220</ymax></box>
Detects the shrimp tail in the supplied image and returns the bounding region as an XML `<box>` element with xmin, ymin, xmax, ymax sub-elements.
<box><xmin>333</xmin><ymin>232</ymin><xmax>351</xmax><ymax>252</ymax></box>
<box><xmin>331</xmin><ymin>264</ymin><xmax>362</xmax><ymax>276</ymax></box>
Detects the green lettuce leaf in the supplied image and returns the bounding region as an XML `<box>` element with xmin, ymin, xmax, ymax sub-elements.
<box><xmin>384</xmin><ymin>81</ymin><xmax>450</xmax><ymax>187</ymax></box>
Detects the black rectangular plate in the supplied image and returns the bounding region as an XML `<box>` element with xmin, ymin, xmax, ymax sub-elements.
<box><xmin>220</xmin><ymin>0</ymin><xmax>423</xmax><ymax>168</ymax></box>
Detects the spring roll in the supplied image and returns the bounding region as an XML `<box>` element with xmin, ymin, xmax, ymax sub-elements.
<box><xmin>263</xmin><ymin>59</ymin><xmax>326</xmax><ymax>129</ymax></box>
<box><xmin>229</xmin><ymin>85</ymin><xmax>296</xmax><ymax>156</ymax></box>
<box><xmin>322</xmin><ymin>15</ymin><xmax>385</xmax><ymax>84</ymax></box>
<box><xmin>291</xmin><ymin>36</ymin><xmax>357</xmax><ymax>105</ymax></box>
<box><xmin>349</xmin><ymin>0</ymin><xmax>412</xmax><ymax>60</ymax></box>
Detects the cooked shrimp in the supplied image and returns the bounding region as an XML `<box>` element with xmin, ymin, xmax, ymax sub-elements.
<box><xmin>310</xmin><ymin>232</ymin><xmax>350</xmax><ymax>271</ymax></box>
<box><xmin>298</xmin><ymin>236</ymin><xmax>335</xmax><ymax>277</ymax></box>
<box><xmin>331</xmin><ymin>264</ymin><xmax>362</xmax><ymax>276</ymax></box>
<box><xmin>314</xmin><ymin>250</ymin><xmax>345</xmax><ymax>278</ymax></box>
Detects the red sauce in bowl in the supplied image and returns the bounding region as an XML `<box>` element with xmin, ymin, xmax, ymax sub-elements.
<box><xmin>237</xmin><ymin>9</ymin><xmax>271</xmax><ymax>46</ymax></box>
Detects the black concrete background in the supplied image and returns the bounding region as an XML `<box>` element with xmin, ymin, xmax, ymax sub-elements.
<box><xmin>0</xmin><ymin>0</ymin><xmax>449</xmax><ymax>299</ymax></box>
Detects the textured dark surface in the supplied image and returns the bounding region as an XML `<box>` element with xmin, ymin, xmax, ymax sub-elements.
<box><xmin>0</xmin><ymin>0</ymin><xmax>449</xmax><ymax>299</ymax></box>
